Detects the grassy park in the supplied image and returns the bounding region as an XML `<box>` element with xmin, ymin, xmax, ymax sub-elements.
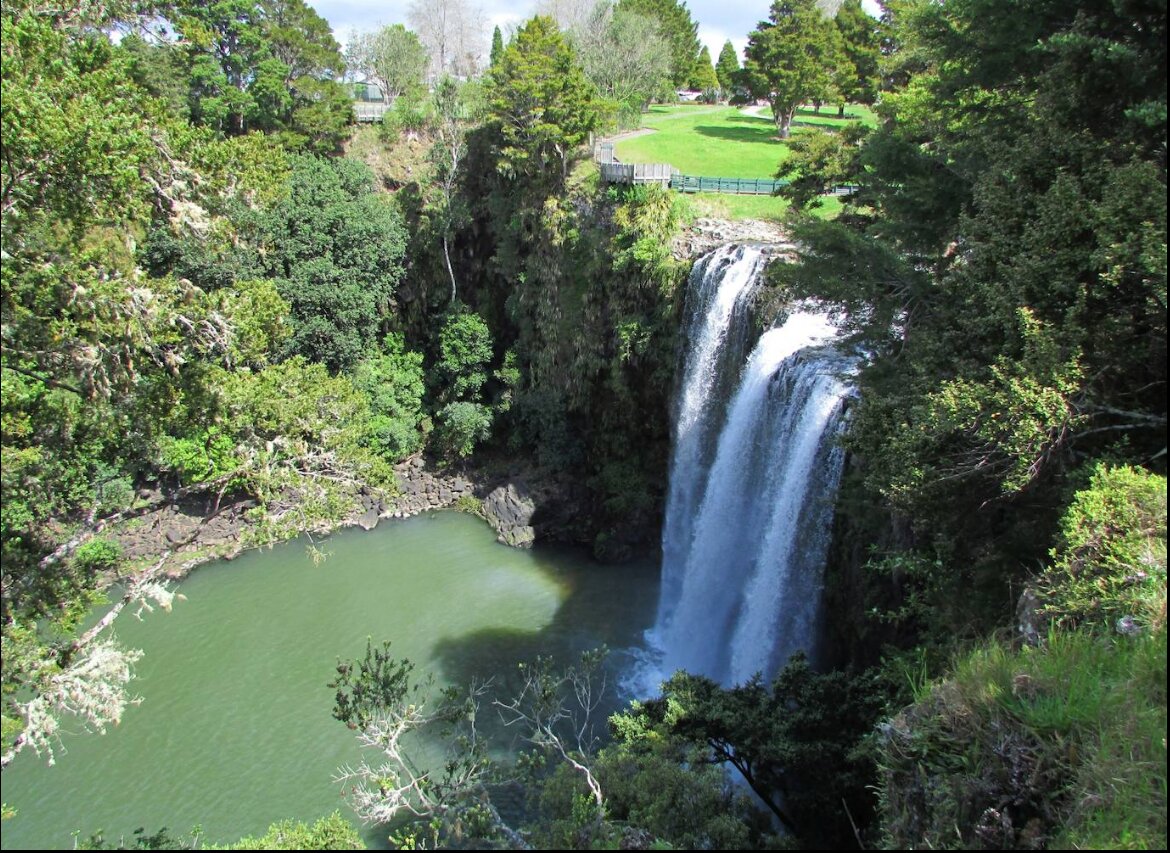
<box><xmin>612</xmin><ymin>103</ymin><xmax>876</xmax><ymax>221</ymax></box>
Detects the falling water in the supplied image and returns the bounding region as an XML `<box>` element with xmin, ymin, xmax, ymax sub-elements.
<box><xmin>657</xmin><ymin>245</ymin><xmax>767</xmax><ymax>623</ymax></box>
<box><xmin>646</xmin><ymin>246</ymin><xmax>855</xmax><ymax>688</ymax></box>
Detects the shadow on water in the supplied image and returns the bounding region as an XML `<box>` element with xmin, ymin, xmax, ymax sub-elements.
<box><xmin>430</xmin><ymin>549</ymin><xmax>660</xmax><ymax>743</ymax></box>
<box><xmin>358</xmin><ymin>538</ymin><xmax>660</xmax><ymax>851</ymax></box>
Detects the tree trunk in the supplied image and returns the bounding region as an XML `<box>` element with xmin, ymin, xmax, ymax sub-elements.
<box><xmin>838</xmin><ymin>103</ymin><xmax>846</xmax><ymax>118</ymax></box>
<box><xmin>443</xmin><ymin>233</ymin><xmax>457</xmax><ymax>304</ymax></box>
<box><xmin>778</xmin><ymin>109</ymin><xmax>794</xmax><ymax>139</ymax></box>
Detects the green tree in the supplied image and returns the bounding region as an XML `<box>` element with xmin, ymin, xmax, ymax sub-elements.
<box><xmin>258</xmin><ymin>156</ymin><xmax>408</xmax><ymax>372</ymax></box>
<box><xmin>715</xmin><ymin>39</ymin><xmax>740</xmax><ymax>95</ymax></box>
<box><xmin>434</xmin><ymin>401</ymin><xmax>493</xmax><ymax>459</ymax></box>
<box><xmin>573</xmin><ymin>4</ymin><xmax>673</xmax><ymax>126</ymax></box>
<box><xmin>490</xmin><ymin>24</ymin><xmax>504</xmax><ymax>67</ymax></box>
<box><xmin>352</xmin><ymin>334</ymin><xmax>427</xmax><ymax>461</ymax></box>
<box><xmin>487</xmin><ymin>15</ymin><xmax>602</xmax><ymax>189</ymax></box>
<box><xmin>687</xmin><ymin>44</ymin><xmax>720</xmax><ymax>95</ymax></box>
<box><xmin>173</xmin><ymin>0</ymin><xmax>351</xmax><ymax>150</ymax></box>
<box><xmin>617</xmin><ymin>0</ymin><xmax>702</xmax><ymax>87</ymax></box>
<box><xmin>626</xmin><ymin>657</ymin><xmax>889</xmax><ymax>847</ymax></box>
<box><xmin>437</xmin><ymin>311</ymin><xmax>494</xmax><ymax>401</ymax></box>
<box><xmin>742</xmin><ymin>0</ymin><xmax>847</xmax><ymax>137</ymax></box>
<box><xmin>776</xmin><ymin>0</ymin><xmax>1166</xmax><ymax>640</ymax></box>
<box><xmin>834</xmin><ymin>0</ymin><xmax>879</xmax><ymax>114</ymax></box>
<box><xmin>345</xmin><ymin>24</ymin><xmax>429</xmax><ymax>103</ymax></box>
<box><xmin>220</xmin><ymin>813</ymin><xmax>366</xmax><ymax>849</ymax></box>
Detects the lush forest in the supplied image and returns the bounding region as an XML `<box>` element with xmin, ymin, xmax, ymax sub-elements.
<box><xmin>1</xmin><ymin>0</ymin><xmax>1165</xmax><ymax>849</ymax></box>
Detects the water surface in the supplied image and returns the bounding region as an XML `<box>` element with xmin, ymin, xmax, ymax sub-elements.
<box><xmin>1</xmin><ymin>512</ymin><xmax>659</xmax><ymax>849</ymax></box>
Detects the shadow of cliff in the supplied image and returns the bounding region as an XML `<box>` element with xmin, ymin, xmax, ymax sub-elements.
<box><xmin>428</xmin><ymin>549</ymin><xmax>661</xmax><ymax>749</ymax></box>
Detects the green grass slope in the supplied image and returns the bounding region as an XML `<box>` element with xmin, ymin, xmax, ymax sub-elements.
<box><xmin>613</xmin><ymin>104</ymin><xmax>872</xmax><ymax>222</ymax></box>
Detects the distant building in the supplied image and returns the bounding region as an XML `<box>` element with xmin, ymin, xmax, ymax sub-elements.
<box><xmin>676</xmin><ymin>90</ymin><xmax>703</xmax><ymax>102</ymax></box>
<box><xmin>351</xmin><ymin>82</ymin><xmax>386</xmax><ymax>103</ymax></box>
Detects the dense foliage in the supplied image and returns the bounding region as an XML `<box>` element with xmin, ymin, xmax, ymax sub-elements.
<box><xmin>778</xmin><ymin>0</ymin><xmax>1166</xmax><ymax>644</ymax></box>
<box><xmin>3</xmin><ymin>0</ymin><xmax>1165</xmax><ymax>848</ymax></box>
<box><xmin>742</xmin><ymin>0</ymin><xmax>846</xmax><ymax>137</ymax></box>
<box><xmin>773</xmin><ymin>0</ymin><xmax>1166</xmax><ymax>846</ymax></box>
<box><xmin>616</xmin><ymin>0</ymin><xmax>703</xmax><ymax>87</ymax></box>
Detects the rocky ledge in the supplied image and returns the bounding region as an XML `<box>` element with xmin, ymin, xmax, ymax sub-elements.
<box><xmin>672</xmin><ymin>218</ymin><xmax>797</xmax><ymax>260</ymax></box>
<box><xmin>104</xmin><ymin>455</ymin><xmax>579</xmax><ymax>580</ymax></box>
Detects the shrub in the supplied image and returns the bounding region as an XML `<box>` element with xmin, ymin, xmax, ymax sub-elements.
<box><xmin>1039</xmin><ymin>464</ymin><xmax>1167</xmax><ymax>632</ymax></box>
<box><xmin>72</xmin><ymin>538</ymin><xmax>122</xmax><ymax>574</ymax></box>
<box><xmin>434</xmin><ymin>402</ymin><xmax>492</xmax><ymax>459</ymax></box>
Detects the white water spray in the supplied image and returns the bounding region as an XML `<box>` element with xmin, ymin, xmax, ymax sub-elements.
<box><xmin>641</xmin><ymin>248</ymin><xmax>855</xmax><ymax>689</ymax></box>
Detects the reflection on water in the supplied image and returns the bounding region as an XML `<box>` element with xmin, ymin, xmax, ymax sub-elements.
<box><xmin>1</xmin><ymin>512</ymin><xmax>659</xmax><ymax>850</ymax></box>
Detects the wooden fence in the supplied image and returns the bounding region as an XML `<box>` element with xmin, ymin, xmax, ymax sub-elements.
<box><xmin>599</xmin><ymin>162</ymin><xmax>676</xmax><ymax>186</ymax></box>
<box><xmin>353</xmin><ymin>102</ymin><xmax>391</xmax><ymax>123</ymax></box>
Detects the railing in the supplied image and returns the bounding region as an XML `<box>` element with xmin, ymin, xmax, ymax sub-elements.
<box><xmin>353</xmin><ymin>102</ymin><xmax>391</xmax><ymax>123</ymax></box>
<box><xmin>594</xmin><ymin>146</ymin><xmax>859</xmax><ymax>198</ymax></box>
<box><xmin>673</xmin><ymin>175</ymin><xmax>788</xmax><ymax>195</ymax></box>
<box><xmin>599</xmin><ymin>162</ymin><xmax>676</xmax><ymax>185</ymax></box>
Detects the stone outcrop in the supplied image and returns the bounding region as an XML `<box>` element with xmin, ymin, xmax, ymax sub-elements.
<box><xmin>102</xmin><ymin>454</ymin><xmax>587</xmax><ymax>582</ymax></box>
<box><xmin>672</xmin><ymin>218</ymin><xmax>797</xmax><ymax>260</ymax></box>
<box><xmin>381</xmin><ymin>455</ymin><xmax>475</xmax><ymax>521</ymax></box>
<box><xmin>481</xmin><ymin>482</ymin><xmax>537</xmax><ymax>548</ymax></box>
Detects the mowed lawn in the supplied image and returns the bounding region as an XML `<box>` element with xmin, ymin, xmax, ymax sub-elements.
<box><xmin>614</xmin><ymin>104</ymin><xmax>874</xmax><ymax>178</ymax></box>
<box><xmin>611</xmin><ymin>104</ymin><xmax>873</xmax><ymax>221</ymax></box>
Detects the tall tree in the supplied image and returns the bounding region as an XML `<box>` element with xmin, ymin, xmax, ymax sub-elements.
<box><xmin>715</xmin><ymin>39</ymin><xmax>740</xmax><ymax>94</ymax></box>
<box><xmin>488</xmin><ymin>15</ymin><xmax>603</xmax><ymax>188</ymax></box>
<box><xmin>688</xmin><ymin>44</ymin><xmax>720</xmax><ymax>93</ymax></box>
<box><xmin>776</xmin><ymin>0</ymin><xmax>1167</xmax><ymax>633</ymax></box>
<box><xmin>407</xmin><ymin>0</ymin><xmax>485</xmax><ymax>80</ymax></box>
<box><xmin>572</xmin><ymin>3</ymin><xmax>673</xmax><ymax>124</ymax></box>
<box><xmin>259</xmin><ymin>157</ymin><xmax>408</xmax><ymax>372</ymax></box>
<box><xmin>616</xmin><ymin>0</ymin><xmax>701</xmax><ymax>87</ymax></box>
<box><xmin>742</xmin><ymin>0</ymin><xmax>846</xmax><ymax>138</ymax></box>
<box><xmin>172</xmin><ymin>0</ymin><xmax>350</xmax><ymax>149</ymax></box>
<box><xmin>489</xmin><ymin>24</ymin><xmax>504</xmax><ymax>67</ymax></box>
<box><xmin>346</xmin><ymin>24</ymin><xmax>430</xmax><ymax>102</ymax></box>
<box><xmin>834</xmin><ymin>0</ymin><xmax>879</xmax><ymax>114</ymax></box>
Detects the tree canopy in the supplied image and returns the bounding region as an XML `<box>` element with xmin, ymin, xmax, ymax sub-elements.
<box><xmin>487</xmin><ymin>15</ymin><xmax>603</xmax><ymax>188</ymax></box>
<box><xmin>572</xmin><ymin>3</ymin><xmax>674</xmax><ymax>125</ymax></box>
<box><xmin>616</xmin><ymin>0</ymin><xmax>702</xmax><ymax>87</ymax></box>
<box><xmin>258</xmin><ymin>156</ymin><xmax>408</xmax><ymax>372</ymax></box>
<box><xmin>345</xmin><ymin>24</ymin><xmax>430</xmax><ymax>102</ymax></box>
<box><xmin>715</xmin><ymin>39</ymin><xmax>740</xmax><ymax>94</ymax></box>
<box><xmin>742</xmin><ymin>0</ymin><xmax>846</xmax><ymax>137</ymax></box>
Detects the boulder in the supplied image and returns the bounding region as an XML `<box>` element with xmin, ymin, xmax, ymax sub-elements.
<box><xmin>482</xmin><ymin>482</ymin><xmax>537</xmax><ymax>549</ymax></box>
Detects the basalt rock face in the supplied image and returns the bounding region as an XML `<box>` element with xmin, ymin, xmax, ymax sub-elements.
<box><xmin>385</xmin><ymin>455</ymin><xmax>475</xmax><ymax>520</ymax></box>
<box><xmin>672</xmin><ymin>218</ymin><xmax>797</xmax><ymax>260</ymax></box>
<box><xmin>482</xmin><ymin>482</ymin><xmax>537</xmax><ymax>548</ymax></box>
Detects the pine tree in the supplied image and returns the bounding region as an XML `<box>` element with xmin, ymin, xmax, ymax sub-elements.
<box><xmin>488</xmin><ymin>16</ymin><xmax>602</xmax><ymax>188</ymax></box>
<box><xmin>834</xmin><ymin>0</ymin><xmax>878</xmax><ymax>115</ymax></box>
<box><xmin>715</xmin><ymin>39</ymin><xmax>740</xmax><ymax>95</ymax></box>
<box><xmin>688</xmin><ymin>45</ymin><xmax>720</xmax><ymax>94</ymax></box>
<box><xmin>490</xmin><ymin>25</ymin><xmax>504</xmax><ymax>68</ymax></box>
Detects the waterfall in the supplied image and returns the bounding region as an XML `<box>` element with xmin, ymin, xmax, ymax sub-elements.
<box><xmin>648</xmin><ymin>246</ymin><xmax>854</xmax><ymax>688</ymax></box>
<box><xmin>658</xmin><ymin>245</ymin><xmax>767</xmax><ymax>624</ymax></box>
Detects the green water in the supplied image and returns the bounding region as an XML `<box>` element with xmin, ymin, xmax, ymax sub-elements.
<box><xmin>1</xmin><ymin>512</ymin><xmax>660</xmax><ymax>850</ymax></box>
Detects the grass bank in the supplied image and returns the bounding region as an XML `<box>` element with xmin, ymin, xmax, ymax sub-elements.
<box><xmin>613</xmin><ymin>104</ymin><xmax>873</xmax><ymax>222</ymax></box>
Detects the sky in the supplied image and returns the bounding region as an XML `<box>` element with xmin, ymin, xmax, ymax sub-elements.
<box><xmin>313</xmin><ymin>0</ymin><xmax>882</xmax><ymax>67</ymax></box>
